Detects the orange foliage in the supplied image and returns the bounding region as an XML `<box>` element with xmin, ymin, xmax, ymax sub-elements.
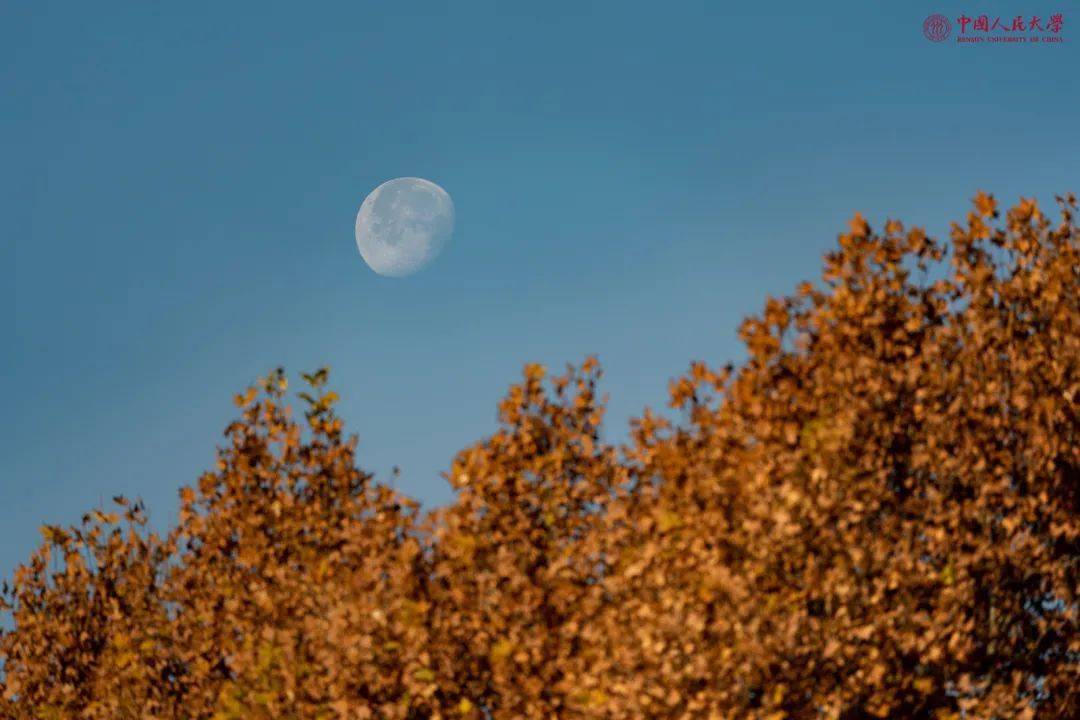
<box><xmin>2</xmin><ymin>194</ymin><xmax>1078</xmax><ymax>719</ymax></box>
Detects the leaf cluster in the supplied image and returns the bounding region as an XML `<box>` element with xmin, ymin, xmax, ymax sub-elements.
<box><xmin>3</xmin><ymin>194</ymin><xmax>1077</xmax><ymax>719</ymax></box>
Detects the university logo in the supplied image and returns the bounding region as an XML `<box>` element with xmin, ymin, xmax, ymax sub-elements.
<box><xmin>923</xmin><ymin>14</ymin><xmax>952</xmax><ymax>42</ymax></box>
<box><xmin>927</xmin><ymin>11</ymin><xmax>1066</xmax><ymax>45</ymax></box>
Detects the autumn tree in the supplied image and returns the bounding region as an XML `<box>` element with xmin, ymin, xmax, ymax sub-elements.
<box><xmin>2</xmin><ymin>193</ymin><xmax>1077</xmax><ymax>719</ymax></box>
<box><xmin>584</xmin><ymin>194</ymin><xmax>1078</xmax><ymax>718</ymax></box>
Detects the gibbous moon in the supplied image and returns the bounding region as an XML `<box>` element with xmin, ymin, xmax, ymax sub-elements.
<box><xmin>355</xmin><ymin>177</ymin><xmax>455</xmax><ymax>277</ymax></box>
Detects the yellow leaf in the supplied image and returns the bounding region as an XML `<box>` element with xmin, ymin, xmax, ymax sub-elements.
<box><xmin>657</xmin><ymin>510</ymin><xmax>683</xmax><ymax>533</ymax></box>
<box><xmin>973</xmin><ymin>191</ymin><xmax>996</xmax><ymax>217</ymax></box>
<box><xmin>490</xmin><ymin>639</ymin><xmax>515</xmax><ymax>664</ymax></box>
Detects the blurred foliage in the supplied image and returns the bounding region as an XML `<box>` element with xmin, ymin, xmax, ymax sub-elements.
<box><xmin>2</xmin><ymin>193</ymin><xmax>1077</xmax><ymax>719</ymax></box>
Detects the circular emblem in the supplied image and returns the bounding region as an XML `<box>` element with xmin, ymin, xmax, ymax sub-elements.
<box><xmin>923</xmin><ymin>14</ymin><xmax>951</xmax><ymax>42</ymax></box>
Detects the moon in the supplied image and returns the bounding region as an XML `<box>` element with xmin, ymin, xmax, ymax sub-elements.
<box><xmin>355</xmin><ymin>177</ymin><xmax>455</xmax><ymax>277</ymax></box>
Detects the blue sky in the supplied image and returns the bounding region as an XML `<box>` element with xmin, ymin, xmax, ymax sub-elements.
<box><xmin>3</xmin><ymin>1</ymin><xmax>1077</xmax><ymax>580</ymax></box>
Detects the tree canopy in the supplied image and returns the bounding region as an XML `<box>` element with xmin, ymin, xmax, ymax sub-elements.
<box><xmin>3</xmin><ymin>193</ymin><xmax>1077</xmax><ymax>719</ymax></box>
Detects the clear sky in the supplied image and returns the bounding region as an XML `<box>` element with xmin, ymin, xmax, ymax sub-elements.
<box><xmin>3</xmin><ymin>1</ymin><xmax>1077</xmax><ymax>581</ymax></box>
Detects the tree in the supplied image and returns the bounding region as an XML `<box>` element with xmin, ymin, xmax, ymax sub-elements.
<box><xmin>3</xmin><ymin>193</ymin><xmax>1077</xmax><ymax>719</ymax></box>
